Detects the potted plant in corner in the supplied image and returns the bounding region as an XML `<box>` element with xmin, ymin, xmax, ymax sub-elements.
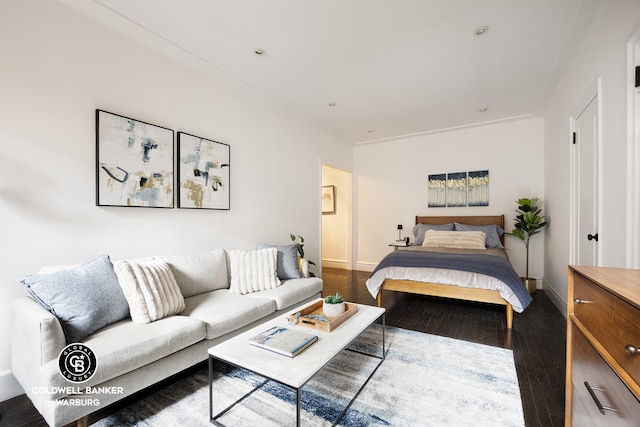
<box><xmin>290</xmin><ymin>234</ymin><xmax>317</xmax><ymax>277</ymax></box>
<box><xmin>323</xmin><ymin>292</ymin><xmax>345</xmax><ymax>317</ymax></box>
<box><xmin>506</xmin><ymin>197</ymin><xmax>548</xmax><ymax>294</ymax></box>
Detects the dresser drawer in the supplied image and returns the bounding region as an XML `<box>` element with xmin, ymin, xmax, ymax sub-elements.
<box><xmin>571</xmin><ymin>325</ymin><xmax>640</xmax><ymax>426</ymax></box>
<box><xmin>573</xmin><ymin>273</ymin><xmax>640</xmax><ymax>386</ymax></box>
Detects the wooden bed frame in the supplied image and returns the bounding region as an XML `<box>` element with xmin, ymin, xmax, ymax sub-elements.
<box><xmin>376</xmin><ymin>215</ymin><xmax>514</xmax><ymax>329</ymax></box>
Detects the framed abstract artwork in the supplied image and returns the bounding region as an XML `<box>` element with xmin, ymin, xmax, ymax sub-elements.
<box><xmin>177</xmin><ymin>132</ymin><xmax>230</xmax><ymax>210</ymax></box>
<box><xmin>467</xmin><ymin>170</ymin><xmax>489</xmax><ymax>206</ymax></box>
<box><xmin>96</xmin><ymin>110</ymin><xmax>174</xmax><ymax>208</ymax></box>
<box><xmin>446</xmin><ymin>172</ymin><xmax>467</xmax><ymax>207</ymax></box>
<box><xmin>322</xmin><ymin>185</ymin><xmax>335</xmax><ymax>214</ymax></box>
<box><xmin>428</xmin><ymin>174</ymin><xmax>446</xmax><ymax>207</ymax></box>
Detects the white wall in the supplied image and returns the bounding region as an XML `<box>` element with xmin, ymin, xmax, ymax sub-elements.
<box><xmin>0</xmin><ymin>0</ymin><xmax>352</xmax><ymax>400</ymax></box>
<box><xmin>543</xmin><ymin>0</ymin><xmax>640</xmax><ymax>309</ymax></box>
<box><xmin>321</xmin><ymin>165</ymin><xmax>351</xmax><ymax>269</ymax></box>
<box><xmin>353</xmin><ymin>117</ymin><xmax>545</xmax><ymax>278</ymax></box>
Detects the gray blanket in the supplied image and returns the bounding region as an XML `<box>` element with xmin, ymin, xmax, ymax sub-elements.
<box><xmin>369</xmin><ymin>249</ymin><xmax>532</xmax><ymax>310</ymax></box>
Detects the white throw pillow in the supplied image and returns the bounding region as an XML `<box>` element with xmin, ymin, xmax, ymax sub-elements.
<box><xmin>422</xmin><ymin>230</ymin><xmax>487</xmax><ymax>250</ymax></box>
<box><xmin>114</xmin><ymin>258</ymin><xmax>185</xmax><ymax>324</ymax></box>
<box><xmin>228</xmin><ymin>247</ymin><xmax>281</xmax><ymax>294</ymax></box>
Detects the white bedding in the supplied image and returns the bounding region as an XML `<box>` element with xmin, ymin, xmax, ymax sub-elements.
<box><xmin>365</xmin><ymin>247</ymin><xmax>526</xmax><ymax>313</ymax></box>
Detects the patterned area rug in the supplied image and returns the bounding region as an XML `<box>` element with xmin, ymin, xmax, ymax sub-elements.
<box><xmin>93</xmin><ymin>325</ymin><xmax>524</xmax><ymax>426</ymax></box>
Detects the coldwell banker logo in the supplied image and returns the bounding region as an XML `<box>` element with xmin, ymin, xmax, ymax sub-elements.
<box><xmin>58</xmin><ymin>343</ymin><xmax>97</xmax><ymax>383</ymax></box>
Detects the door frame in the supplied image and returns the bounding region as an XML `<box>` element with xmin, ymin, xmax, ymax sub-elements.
<box><xmin>626</xmin><ymin>28</ymin><xmax>640</xmax><ymax>268</ymax></box>
<box><xmin>569</xmin><ymin>78</ymin><xmax>603</xmax><ymax>266</ymax></box>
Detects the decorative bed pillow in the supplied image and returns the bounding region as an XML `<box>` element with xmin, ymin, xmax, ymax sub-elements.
<box><xmin>422</xmin><ymin>230</ymin><xmax>487</xmax><ymax>250</ymax></box>
<box><xmin>256</xmin><ymin>243</ymin><xmax>302</xmax><ymax>280</ymax></box>
<box><xmin>228</xmin><ymin>247</ymin><xmax>281</xmax><ymax>294</ymax></box>
<box><xmin>114</xmin><ymin>258</ymin><xmax>185</xmax><ymax>324</ymax></box>
<box><xmin>412</xmin><ymin>223</ymin><xmax>454</xmax><ymax>246</ymax></box>
<box><xmin>454</xmin><ymin>223</ymin><xmax>505</xmax><ymax>248</ymax></box>
<box><xmin>19</xmin><ymin>255</ymin><xmax>130</xmax><ymax>343</ymax></box>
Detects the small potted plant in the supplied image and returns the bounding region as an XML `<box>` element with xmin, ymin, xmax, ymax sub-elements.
<box><xmin>506</xmin><ymin>197</ymin><xmax>548</xmax><ymax>294</ymax></box>
<box><xmin>323</xmin><ymin>292</ymin><xmax>345</xmax><ymax>317</ymax></box>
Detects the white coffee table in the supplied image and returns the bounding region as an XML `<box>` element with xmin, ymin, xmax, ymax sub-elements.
<box><xmin>208</xmin><ymin>299</ymin><xmax>386</xmax><ymax>426</ymax></box>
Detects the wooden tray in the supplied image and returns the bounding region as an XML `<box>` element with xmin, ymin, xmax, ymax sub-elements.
<box><xmin>288</xmin><ymin>300</ymin><xmax>358</xmax><ymax>332</ymax></box>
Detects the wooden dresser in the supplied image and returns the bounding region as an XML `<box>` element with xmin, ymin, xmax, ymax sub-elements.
<box><xmin>566</xmin><ymin>265</ymin><xmax>640</xmax><ymax>425</ymax></box>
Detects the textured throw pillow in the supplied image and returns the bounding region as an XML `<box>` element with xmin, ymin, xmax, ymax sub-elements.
<box><xmin>412</xmin><ymin>223</ymin><xmax>454</xmax><ymax>246</ymax></box>
<box><xmin>114</xmin><ymin>258</ymin><xmax>185</xmax><ymax>324</ymax></box>
<box><xmin>228</xmin><ymin>247</ymin><xmax>281</xmax><ymax>294</ymax></box>
<box><xmin>454</xmin><ymin>223</ymin><xmax>505</xmax><ymax>248</ymax></box>
<box><xmin>422</xmin><ymin>230</ymin><xmax>487</xmax><ymax>250</ymax></box>
<box><xmin>19</xmin><ymin>255</ymin><xmax>130</xmax><ymax>343</ymax></box>
<box><xmin>256</xmin><ymin>243</ymin><xmax>302</xmax><ymax>280</ymax></box>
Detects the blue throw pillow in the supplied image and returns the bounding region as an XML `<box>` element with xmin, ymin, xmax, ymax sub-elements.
<box><xmin>454</xmin><ymin>223</ymin><xmax>505</xmax><ymax>249</ymax></box>
<box><xmin>19</xmin><ymin>255</ymin><xmax>130</xmax><ymax>343</ymax></box>
<box><xmin>256</xmin><ymin>243</ymin><xmax>302</xmax><ymax>280</ymax></box>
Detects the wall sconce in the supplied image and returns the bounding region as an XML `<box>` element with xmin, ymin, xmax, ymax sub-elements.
<box><xmin>397</xmin><ymin>224</ymin><xmax>403</xmax><ymax>241</ymax></box>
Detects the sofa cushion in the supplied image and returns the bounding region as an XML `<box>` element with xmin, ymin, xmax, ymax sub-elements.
<box><xmin>256</xmin><ymin>243</ymin><xmax>302</xmax><ymax>280</ymax></box>
<box><xmin>18</xmin><ymin>255</ymin><xmax>130</xmax><ymax>344</ymax></box>
<box><xmin>247</xmin><ymin>278</ymin><xmax>323</xmax><ymax>310</ymax></box>
<box><xmin>160</xmin><ymin>249</ymin><xmax>229</xmax><ymax>297</ymax></box>
<box><xmin>228</xmin><ymin>248</ymin><xmax>281</xmax><ymax>294</ymax></box>
<box><xmin>39</xmin><ymin>315</ymin><xmax>206</xmax><ymax>400</ymax></box>
<box><xmin>182</xmin><ymin>290</ymin><xmax>276</xmax><ymax>339</ymax></box>
<box><xmin>114</xmin><ymin>258</ymin><xmax>185</xmax><ymax>324</ymax></box>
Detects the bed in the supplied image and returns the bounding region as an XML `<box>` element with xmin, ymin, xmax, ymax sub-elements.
<box><xmin>365</xmin><ymin>215</ymin><xmax>532</xmax><ymax>329</ymax></box>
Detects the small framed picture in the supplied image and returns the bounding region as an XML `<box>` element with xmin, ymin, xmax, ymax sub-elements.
<box><xmin>96</xmin><ymin>110</ymin><xmax>174</xmax><ymax>208</ymax></box>
<box><xmin>177</xmin><ymin>132</ymin><xmax>230</xmax><ymax>210</ymax></box>
<box><xmin>322</xmin><ymin>185</ymin><xmax>335</xmax><ymax>214</ymax></box>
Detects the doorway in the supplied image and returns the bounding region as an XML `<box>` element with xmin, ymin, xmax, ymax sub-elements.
<box><xmin>570</xmin><ymin>80</ymin><xmax>601</xmax><ymax>266</ymax></box>
<box><xmin>321</xmin><ymin>164</ymin><xmax>352</xmax><ymax>270</ymax></box>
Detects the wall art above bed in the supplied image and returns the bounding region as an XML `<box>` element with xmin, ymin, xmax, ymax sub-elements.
<box><xmin>428</xmin><ymin>170</ymin><xmax>489</xmax><ymax>208</ymax></box>
<box><xmin>177</xmin><ymin>132</ymin><xmax>230</xmax><ymax>210</ymax></box>
<box><xmin>96</xmin><ymin>109</ymin><xmax>175</xmax><ymax>208</ymax></box>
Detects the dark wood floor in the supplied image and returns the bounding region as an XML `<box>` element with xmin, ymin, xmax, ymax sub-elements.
<box><xmin>0</xmin><ymin>267</ymin><xmax>566</xmax><ymax>426</ymax></box>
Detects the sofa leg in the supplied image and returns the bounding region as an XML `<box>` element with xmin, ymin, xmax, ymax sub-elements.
<box><xmin>76</xmin><ymin>415</ymin><xmax>89</xmax><ymax>427</ymax></box>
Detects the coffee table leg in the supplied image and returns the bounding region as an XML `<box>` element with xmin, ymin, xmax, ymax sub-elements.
<box><xmin>208</xmin><ymin>355</ymin><xmax>213</xmax><ymax>422</ymax></box>
<box><xmin>296</xmin><ymin>388</ymin><xmax>301</xmax><ymax>427</ymax></box>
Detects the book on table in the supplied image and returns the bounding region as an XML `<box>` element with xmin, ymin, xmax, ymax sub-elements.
<box><xmin>249</xmin><ymin>326</ymin><xmax>318</xmax><ymax>357</ymax></box>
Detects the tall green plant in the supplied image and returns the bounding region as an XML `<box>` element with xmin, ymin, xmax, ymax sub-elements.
<box><xmin>506</xmin><ymin>198</ymin><xmax>548</xmax><ymax>279</ymax></box>
<box><xmin>290</xmin><ymin>234</ymin><xmax>317</xmax><ymax>277</ymax></box>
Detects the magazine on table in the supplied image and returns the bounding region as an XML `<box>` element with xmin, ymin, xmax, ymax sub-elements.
<box><xmin>249</xmin><ymin>326</ymin><xmax>318</xmax><ymax>357</ymax></box>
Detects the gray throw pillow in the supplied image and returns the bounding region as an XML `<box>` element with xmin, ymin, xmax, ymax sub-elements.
<box><xmin>19</xmin><ymin>255</ymin><xmax>130</xmax><ymax>343</ymax></box>
<box><xmin>412</xmin><ymin>223</ymin><xmax>454</xmax><ymax>246</ymax></box>
<box><xmin>256</xmin><ymin>243</ymin><xmax>302</xmax><ymax>280</ymax></box>
<box><xmin>454</xmin><ymin>223</ymin><xmax>505</xmax><ymax>249</ymax></box>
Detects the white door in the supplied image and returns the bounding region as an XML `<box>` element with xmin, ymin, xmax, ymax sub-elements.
<box><xmin>574</xmin><ymin>95</ymin><xmax>599</xmax><ymax>266</ymax></box>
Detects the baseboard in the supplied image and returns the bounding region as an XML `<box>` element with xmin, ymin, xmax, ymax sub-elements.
<box><xmin>542</xmin><ymin>277</ymin><xmax>567</xmax><ymax>318</ymax></box>
<box><xmin>0</xmin><ymin>370</ymin><xmax>24</xmax><ymax>402</ymax></box>
<box><xmin>321</xmin><ymin>259</ymin><xmax>350</xmax><ymax>270</ymax></box>
<box><xmin>355</xmin><ymin>262</ymin><xmax>377</xmax><ymax>272</ymax></box>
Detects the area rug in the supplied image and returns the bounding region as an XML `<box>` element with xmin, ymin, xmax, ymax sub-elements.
<box><xmin>93</xmin><ymin>325</ymin><xmax>524</xmax><ymax>426</ymax></box>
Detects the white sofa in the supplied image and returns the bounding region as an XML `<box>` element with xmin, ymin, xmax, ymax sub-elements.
<box><xmin>11</xmin><ymin>247</ymin><xmax>322</xmax><ymax>427</ymax></box>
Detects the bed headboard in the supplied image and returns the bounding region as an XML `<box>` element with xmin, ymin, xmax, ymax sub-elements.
<box><xmin>415</xmin><ymin>215</ymin><xmax>506</xmax><ymax>244</ymax></box>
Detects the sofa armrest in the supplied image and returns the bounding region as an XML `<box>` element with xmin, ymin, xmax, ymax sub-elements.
<box><xmin>298</xmin><ymin>257</ymin><xmax>310</xmax><ymax>278</ymax></box>
<box><xmin>11</xmin><ymin>296</ymin><xmax>66</xmax><ymax>392</ymax></box>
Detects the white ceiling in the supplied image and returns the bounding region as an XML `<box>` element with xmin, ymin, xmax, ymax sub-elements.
<box><xmin>62</xmin><ymin>0</ymin><xmax>603</xmax><ymax>144</ymax></box>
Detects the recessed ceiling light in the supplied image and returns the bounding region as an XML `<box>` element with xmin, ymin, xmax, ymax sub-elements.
<box><xmin>367</xmin><ymin>130</ymin><xmax>374</xmax><ymax>133</ymax></box>
<box><xmin>254</xmin><ymin>48</ymin><xmax>265</xmax><ymax>55</ymax></box>
<box><xmin>328</xmin><ymin>102</ymin><xmax>336</xmax><ymax>107</ymax></box>
<box><xmin>474</xmin><ymin>26</ymin><xmax>489</xmax><ymax>36</ymax></box>
<box><xmin>479</xmin><ymin>107</ymin><xmax>489</xmax><ymax>112</ymax></box>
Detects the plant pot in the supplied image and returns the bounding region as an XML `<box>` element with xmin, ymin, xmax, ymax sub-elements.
<box><xmin>521</xmin><ymin>277</ymin><xmax>537</xmax><ymax>294</ymax></box>
<box><xmin>323</xmin><ymin>301</ymin><xmax>345</xmax><ymax>317</ymax></box>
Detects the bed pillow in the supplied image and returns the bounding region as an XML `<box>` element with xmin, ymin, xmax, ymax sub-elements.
<box><xmin>422</xmin><ymin>230</ymin><xmax>487</xmax><ymax>250</ymax></box>
<box><xmin>256</xmin><ymin>243</ymin><xmax>302</xmax><ymax>280</ymax></box>
<box><xmin>114</xmin><ymin>258</ymin><xmax>185</xmax><ymax>324</ymax></box>
<box><xmin>412</xmin><ymin>223</ymin><xmax>454</xmax><ymax>246</ymax></box>
<box><xmin>454</xmin><ymin>223</ymin><xmax>505</xmax><ymax>249</ymax></box>
<box><xmin>228</xmin><ymin>247</ymin><xmax>281</xmax><ymax>294</ymax></box>
<box><xmin>18</xmin><ymin>255</ymin><xmax>130</xmax><ymax>343</ymax></box>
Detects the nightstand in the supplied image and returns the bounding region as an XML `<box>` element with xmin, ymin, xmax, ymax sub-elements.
<box><xmin>388</xmin><ymin>243</ymin><xmax>409</xmax><ymax>251</ymax></box>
